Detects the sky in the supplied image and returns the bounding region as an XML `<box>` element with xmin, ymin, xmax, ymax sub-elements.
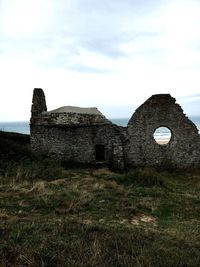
<box><xmin>1</xmin><ymin>0</ymin><xmax>200</xmax><ymax>121</ymax></box>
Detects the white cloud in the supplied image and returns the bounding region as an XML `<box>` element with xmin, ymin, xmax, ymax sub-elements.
<box><xmin>0</xmin><ymin>0</ymin><xmax>54</xmax><ymax>37</ymax></box>
<box><xmin>0</xmin><ymin>0</ymin><xmax>200</xmax><ymax>121</ymax></box>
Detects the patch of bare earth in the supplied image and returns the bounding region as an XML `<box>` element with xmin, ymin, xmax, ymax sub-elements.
<box><xmin>131</xmin><ymin>215</ymin><xmax>157</xmax><ymax>226</ymax></box>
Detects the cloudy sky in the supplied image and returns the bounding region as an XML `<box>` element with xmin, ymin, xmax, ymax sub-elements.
<box><xmin>1</xmin><ymin>0</ymin><xmax>200</xmax><ymax>121</ymax></box>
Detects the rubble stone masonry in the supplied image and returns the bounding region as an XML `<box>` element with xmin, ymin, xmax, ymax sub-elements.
<box><xmin>30</xmin><ymin>89</ymin><xmax>200</xmax><ymax>170</ymax></box>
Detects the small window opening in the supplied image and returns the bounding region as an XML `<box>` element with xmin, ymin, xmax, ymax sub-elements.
<box><xmin>95</xmin><ymin>145</ymin><xmax>105</xmax><ymax>161</ymax></box>
<box><xmin>153</xmin><ymin>126</ymin><xmax>172</xmax><ymax>145</ymax></box>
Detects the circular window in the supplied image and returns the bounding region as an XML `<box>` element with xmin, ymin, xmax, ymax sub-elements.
<box><xmin>153</xmin><ymin>126</ymin><xmax>172</xmax><ymax>145</ymax></box>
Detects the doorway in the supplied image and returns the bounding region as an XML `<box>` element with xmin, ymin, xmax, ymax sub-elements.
<box><xmin>95</xmin><ymin>145</ymin><xmax>105</xmax><ymax>161</ymax></box>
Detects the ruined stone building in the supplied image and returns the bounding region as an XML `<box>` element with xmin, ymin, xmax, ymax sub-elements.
<box><xmin>30</xmin><ymin>88</ymin><xmax>200</xmax><ymax>169</ymax></box>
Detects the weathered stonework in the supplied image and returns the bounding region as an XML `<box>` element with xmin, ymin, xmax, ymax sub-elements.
<box><xmin>31</xmin><ymin>88</ymin><xmax>47</xmax><ymax>118</ymax></box>
<box><xmin>125</xmin><ymin>94</ymin><xmax>200</xmax><ymax>168</ymax></box>
<box><xmin>30</xmin><ymin>89</ymin><xmax>200</xmax><ymax>170</ymax></box>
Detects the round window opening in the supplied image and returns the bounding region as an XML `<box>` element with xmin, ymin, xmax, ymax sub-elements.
<box><xmin>153</xmin><ymin>127</ymin><xmax>172</xmax><ymax>145</ymax></box>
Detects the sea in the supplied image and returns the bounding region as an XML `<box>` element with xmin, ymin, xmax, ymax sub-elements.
<box><xmin>0</xmin><ymin>116</ymin><xmax>200</xmax><ymax>140</ymax></box>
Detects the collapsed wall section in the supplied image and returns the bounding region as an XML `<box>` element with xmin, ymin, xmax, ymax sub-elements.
<box><xmin>125</xmin><ymin>94</ymin><xmax>200</xmax><ymax>168</ymax></box>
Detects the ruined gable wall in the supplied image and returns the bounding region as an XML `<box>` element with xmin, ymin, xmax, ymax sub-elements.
<box><xmin>125</xmin><ymin>94</ymin><xmax>200</xmax><ymax>168</ymax></box>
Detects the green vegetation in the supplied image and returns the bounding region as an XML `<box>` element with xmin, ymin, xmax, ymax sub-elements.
<box><xmin>0</xmin><ymin>131</ymin><xmax>200</xmax><ymax>266</ymax></box>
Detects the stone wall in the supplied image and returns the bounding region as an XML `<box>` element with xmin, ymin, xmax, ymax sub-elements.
<box><xmin>31</xmin><ymin>88</ymin><xmax>47</xmax><ymax>119</ymax></box>
<box><xmin>30</xmin><ymin>124</ymin><xmax>125</xmax><ymax>170</ymax></box>
<box><xmin>125</xmin><ymin>94</ymin><xmax>200</xmax><ymax>168</ymax></box>
<box><xmin>30</xmin><ymin>89</ymin><xmax>200</xmax><ymax>170</ymax></box>
<box><xmin>31</xmin><ymin>112</ymin><xmax>111</xmax><ymax>127</ymax></box>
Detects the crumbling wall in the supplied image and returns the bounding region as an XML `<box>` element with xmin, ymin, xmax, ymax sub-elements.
<box><xmin>125</xmin><ymin>94</ymin><xmax>200</xmax><ymax>168</ymax></box>
<box><xmin>30</xmin><ymin>89</ymin><xmax>200</xmax><ymax>170</ymax></box>
<box><xmin>31</xmin><ymin>124</ymin><xmax>125</xmax><ymax>170</ymax></box>
<box><xmin>30</xmin><ymin>88</ymin><xmax>125</xmax><ymax>170</ymax></box>
<box><xmin>31</xmin><ymin>112</ymin><xmax>111</xmax><ymax>126</ymax></box>
<box><xmin>31</xmin><ymin>88</ymin><xmax>47</xmax><ymax>119</ymax></box>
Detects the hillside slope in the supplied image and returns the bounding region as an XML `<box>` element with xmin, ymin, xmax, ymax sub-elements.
<box><xmin>0</xmin><ymin>131</ymin><xmax>200</xmax><ymax>266</ymax></box>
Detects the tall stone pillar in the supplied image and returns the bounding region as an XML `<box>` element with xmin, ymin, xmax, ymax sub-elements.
<box><xmin>31</xmin><ymin>88</ymin><xmax>47</xmax><ymax>118</ymax></box>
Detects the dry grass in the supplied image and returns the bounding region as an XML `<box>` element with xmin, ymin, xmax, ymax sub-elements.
<box><xmin>1</xmin><ymin>167</ymin><xmax>200</xmax><ymax>266</ymax></box>
<box><xmin>1</xmin><ymin>131</ymin><xmax>200</xmax><ymax>266</ymax></box>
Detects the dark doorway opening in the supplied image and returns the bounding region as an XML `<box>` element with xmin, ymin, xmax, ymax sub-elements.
<box><xmin>95</xmin><ymin>145</ymin><xmax>105</xmax><ymax>161</ymax></box>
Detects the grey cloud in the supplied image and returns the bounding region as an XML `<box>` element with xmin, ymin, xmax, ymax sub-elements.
<box><xmin>181</xmin><ymin>99</ymin><xmax>200</xmax><ymax>116</ymax></box>
<box><xmin>178</xmin><ymin>94</ymin><xmax>200</xmax><ymax>116</ymax></box>
<box><xmin>0</xmin><ymin>0</ymin><xmax>167</xmax><ymax>72</ymax></box>
<box><xmin>28</xmin><ymin>40</ymin><xmax>111</xmax><ymax>73</ymax></box>
<box><xmin>79</xmin><ymin>30</ymin><xmax>162</xmax><ymax>58</ymax></box>
<box><xmin>49</xmin><ymin>0</ymin><xmax>164</xmax><ymax>59</ymax></box>
<box><xmin>69</xmin><ymin>64</ymin><xmax>112</xmax><ymax>74</ymax></box>
<box><xmin>81</xmin><ymin>36</ymin><xmax>127</xmax><ymax>58</ymax></box>
<box><xmin>178</xmin><ymin>94</ymin><xmax>200</xmax><ymax>101</ymax></box>
<box><xmin>76</xmin><ymin>0</ymin><xmax>160</xmax><ymax>16</ymax></box>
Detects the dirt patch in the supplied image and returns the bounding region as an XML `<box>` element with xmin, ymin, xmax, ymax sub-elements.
<box><xmin>93</xmin><ymin>168</ymin><xmax>115</xmax><ymax>176</ymax></box>
<box><xmin>131</xmin><ymin>215</ymin><xmax>157</xmax><ymax>226</ymax></box>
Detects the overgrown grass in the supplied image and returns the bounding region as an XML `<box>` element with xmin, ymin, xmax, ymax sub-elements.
<box><xmin>107</xmin><ymin>167</ymin><xmax>166</xmax><ymax>186</ymax></box>
<box><xmin>1</xmin><ymin>131</ymin><xmax>200</xmax><ymax>266</ymax></box>
<box><xmin>1</xmin><ymin>158</ymin><xmax>63</xmax><ymax>182</ymax></box>
<box><xmin>0</xmin><ymin>131</ymin><xmax>63</xmax><ymax>182</ymax></box>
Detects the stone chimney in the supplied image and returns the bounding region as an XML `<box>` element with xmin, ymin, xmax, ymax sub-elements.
<box><xmin>31</xmin><ymin>88</ymin><xmax>47</xmax><ymax>118</ymax></box>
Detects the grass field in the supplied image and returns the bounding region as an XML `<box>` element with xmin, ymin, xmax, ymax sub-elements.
<box><xmin>0</xmin><ymin>131</ymin><xmax>200</xmax><ymax>266</ymax></box>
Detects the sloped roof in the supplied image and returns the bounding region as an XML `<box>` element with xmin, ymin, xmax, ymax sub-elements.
<box><xmin>36</xmin><ymin>105</ymin><xmax>112</xmax><ymax>127</ymax></box>
<box><xmin>46</xmin><ymin>106</ymin><xmax>103</xmax><ymax>116</ymax></box>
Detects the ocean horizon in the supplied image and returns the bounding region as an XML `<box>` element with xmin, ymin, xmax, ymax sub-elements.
<box><xmin>1</xmin><ymin>116</ymin><xmax>200</xmax><ymax>139</ymax></box>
